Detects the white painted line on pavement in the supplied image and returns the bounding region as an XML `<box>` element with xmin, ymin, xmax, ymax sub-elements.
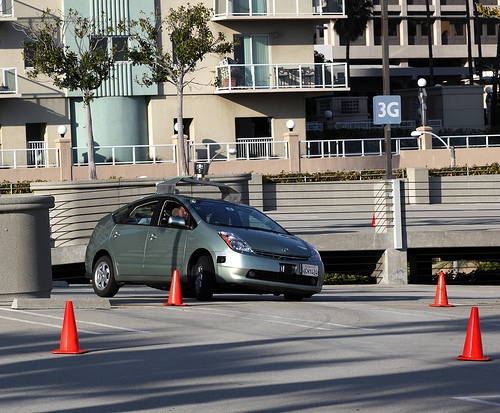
<box><xmin>0</xmin><ymin>307</ymin><xmax>149</xmax><ymax>334</ymax></box>
<box><xmin>452</xmin><ymin>396</ymin><xmax>500</xmax><ymax>407</ymax></box>
<box><xmin>169</xmin><ymin>306</ymin><xmax>375</xmax><ymax>331</ymax></box>
<box><xmin>0</xmin><ymin>314</ymin><xmax>102</xmax><ymax>335</ymax></box>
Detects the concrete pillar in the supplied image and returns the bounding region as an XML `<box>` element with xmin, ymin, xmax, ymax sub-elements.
<box><xmin>377</xmin><ymin>248</ymin><xmax>408</xmax><ymax>284</ymax></box>
<box><xmin>417</xmin><ymin>126</ymin><xmax>433</xmax><ymax>150</ymax></box>
<box><xmin>407</xmin><ymin>167</ymin><xmax>429</xmax><ymax>204</ymax></box>
<box><xmin>56</xmin><ymin>137</ymin><xmax>72</xmax><ymax>181</ymax></box>
<box><xmin>0</xmin><ymin>195</ymin><xmax>55</xmax><ymax>300</ymax></box>
<box><xmin>283</xmin><ymin>131</ymin><xmax>300</xmax><ymax>172</ymax></box>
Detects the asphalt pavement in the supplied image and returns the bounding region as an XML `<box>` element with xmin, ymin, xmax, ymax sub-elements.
<box><xmin>1</xmin><ymin>283</ymin><xmax>500</xmax><ymax>412</ymax></box>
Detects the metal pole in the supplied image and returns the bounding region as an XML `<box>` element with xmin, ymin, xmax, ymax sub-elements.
<box><xmin>382</xmin><ymin>0</ymin><xmax>392</xmax><ymax>179</ymax></box>
<box><xmin>465</xmin><ymin>0</ymin><xmax>474</xmax><ymax>85</ymax></box>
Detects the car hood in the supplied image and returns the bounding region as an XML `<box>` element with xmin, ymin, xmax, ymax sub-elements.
<box><xmin>225</xmin><ymin>227</ymin><xmax>312</xmax><ymax>258</ymax></box>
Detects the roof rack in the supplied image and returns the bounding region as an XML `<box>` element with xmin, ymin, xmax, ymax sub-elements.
<box><xmin>156</xmin><ymin>177</ymin><xmax>241</xmax><ymax>204</ymax></box>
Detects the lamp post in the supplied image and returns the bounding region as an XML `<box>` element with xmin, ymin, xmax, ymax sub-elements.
<box><xmin>57</xmin><ymin>125</ymin><xmax>67</xmax><ymax>138</ymax></box>
<box><xmin>417</xmin><ymin>78</ymin><xmax>427</xmax><ymax>127</ymax></box>
<box><xmin>411</xmin><ymin>130</ymin><xmax>455</xmax><ymax>167</ymax></box>
<box><xmin>194</xmin><ymin>148</ymin><xmax>237</xmax><ymax>179</ymax></box>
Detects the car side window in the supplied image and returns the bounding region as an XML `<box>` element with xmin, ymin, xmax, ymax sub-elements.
<box><xmin>126</xmin><ymin>201</ymin><xmax>158</xmax><ymax>226</ymax></box>
<box><xmin>159</xmin><ymin>201</ymin><xmax>190</xmax><ymax>227</ymax></box>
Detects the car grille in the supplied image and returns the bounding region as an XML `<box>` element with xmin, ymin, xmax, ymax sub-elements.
<box><xmin>253</xmin><ymin>249</ymin><xmax>309</xmax><ymax>261</ymax></box>
<box><xmin>246</xmin><ymin>270</ymin><xmax>318</xmax><ymax>286</ymax></box>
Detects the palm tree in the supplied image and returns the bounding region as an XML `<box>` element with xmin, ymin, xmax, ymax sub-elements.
<box><xmin>333</xmin><ymin>0</ymin><xmax>373</xmax><ymax>86</ymax></box>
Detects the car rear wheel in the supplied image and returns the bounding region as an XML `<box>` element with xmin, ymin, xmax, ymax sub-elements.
<box><xmin>192</xmin><ymin>255</ymin><xmax>215</xmax><ymax>301</ymax></box>
<box><xmin>92</xmin><ymin>255</ymin><xmax>120</xmax><ymax>298</ymax></box>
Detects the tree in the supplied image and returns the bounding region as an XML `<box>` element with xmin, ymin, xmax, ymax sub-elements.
<box><xmin>476</xmin><ymin>3</ymin><xmax>500</xmax><ymax>126</ymax></box>
<box><xmin>124</xmin><ymin>3</ymin><xmax>234</xmax><ymax>176</ymax></box>
<box><xmin>18</xmin><ymin>8</ymin><xmax>118</xmax><ymax>180</ymax></box>
<box><xmin>333</xmin><ymin>0</ymin><xmax>373</xmax><ymax>86</ymax></box>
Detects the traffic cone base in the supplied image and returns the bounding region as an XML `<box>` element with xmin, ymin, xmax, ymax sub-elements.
<box><xmin>457</xmin><ymin>306</ymin><xmax>490</xmax><ymax>361</ymax></box>
<box><xmin>163</xmin><ymin>269</ymin><xmax>187</xmax><ymax>306</ymax></box>
<box><xmin>52</xmin><ymin>301</ymin><xmax>88</xmax><ymax>355</ymax></box>
<box><xmin>430</xmin><ymin>271</ymin><xmax>453</xmax><ymax>307</ymax></box>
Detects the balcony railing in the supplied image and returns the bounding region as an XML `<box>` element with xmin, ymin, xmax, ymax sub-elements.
<box><xmin>0</xmin><ymin>0</ymin><xmax>14</xmax><ymax>18</ymax></box>
<box><xmin>214</xmin><ymin>0</ymin><xmax>344</xmax><ymax>18</ymax></box>
<box><xmin>216</xmin><ymin>62</ymin><xmax>347</xmax><ymax>92</ymax></box>
<box><xmin>72</xmin><ymin>144</ymin><xmax>176</xmax><ymax>166</ymax></box>
<box><xmin>301</xmin><ymin>137</ymin><xmax>420</xmax><ymax>158</ymax></box>
<box><xmin>190</xmin><ymin>139</ymin><xmax>288</xmax><ymax>161</ymax></box>
<box><xmin>0</xmin><ymin>148</ymin><xmax>59</xmax><ymax>168</ymax></box>
<box><xmin>0</xmin><ymin>68</ymin><xmax>18</xmax><ymax>94</ymax></box>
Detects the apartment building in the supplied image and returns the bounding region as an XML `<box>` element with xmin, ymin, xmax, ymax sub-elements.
<box><xmin>0</xmin><ymin>0</ymin><xmax>347</xmax><ymax>173</ymax></box>
<box><xmin>318</xmin><ymin>0</ymin><xmax>497</xmax><ymax>94</ymax></box>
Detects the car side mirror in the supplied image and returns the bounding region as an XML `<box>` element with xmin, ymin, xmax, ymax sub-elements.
<box><xmin>168</xmin><ymin>216</ymin><xmax>187</xmax><ymax>228</ymax></box>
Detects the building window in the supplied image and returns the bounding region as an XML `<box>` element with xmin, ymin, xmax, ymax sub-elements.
<box><xmin>441</xmin><ymin>19</ymin><xmax>466</xmax><ymax>45</ymax></box>
<box><xmin>477</xmin><ymin>19</ymin><xmax>498</xmax><ymax>45</ymax></box>
<box><xmin>234</xmin><ymin>35</ymin><xmax>270</xmax><ymax>87</ymax></box>
<box><xmin>374</xmin><ymin>17</ymin><xmax>401</xmax><ymax>45</ymax></box>
<box><xmin>112</xmin><ymin>36</ymin><xmax>128</xmax><ymax>62</ymax></box>
<box><xmin>91</xmin><ymin>36</ymin><xmax>128</xmax><ymax>62</ymax></box>
<box><xmin>408</xmin><ymin>19</ymin><xmax>430</xmax><ymax>45</ymax></box>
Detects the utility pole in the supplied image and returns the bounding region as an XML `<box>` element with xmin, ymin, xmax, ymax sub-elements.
<box><xmin>382</xmin><ymin>0</ymin><xmax>392</xmax><ymax>179</ymax></box>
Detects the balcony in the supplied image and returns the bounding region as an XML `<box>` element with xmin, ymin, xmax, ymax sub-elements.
<box><xmin>215</xmin><ymin>62</ymin><xmax>348</xmax><ymax>93</ymax></box>
<box><xmin>0</xmin><ymin>68</ymin><xmax>18</xmax><ymax>95</ymax></box>
<box><xmin>0</xmin><ymin>0</ymin><xmax>14</xmax><ymax>19</ymax></box>
<box><xmin>213</xmin><ymin>0</ymin><xmax>344</xmax><ymax>19</ymax></box>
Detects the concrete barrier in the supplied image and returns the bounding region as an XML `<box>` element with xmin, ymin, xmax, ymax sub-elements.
<box><xmin>0</xmin><ymin>194</ymin><xmax>54</xmax><ymax>300</ymax></box>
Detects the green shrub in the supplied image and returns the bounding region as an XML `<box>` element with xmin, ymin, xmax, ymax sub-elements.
<box><xmin>323</xmin><ymin>272</ymin><xmax>375</xmax><ymax>285</ymax></box>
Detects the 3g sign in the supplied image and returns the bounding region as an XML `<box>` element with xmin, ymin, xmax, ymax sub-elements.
<box><xmin>373</xmin><ymin>95</ymin><xmax>401</xmax><ymax>125</ymax></box>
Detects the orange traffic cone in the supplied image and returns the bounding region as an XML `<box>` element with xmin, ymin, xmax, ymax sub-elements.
<box><xmin>429</xmin><ymin>271</ymin><xmax>453</xmax><ymax>307</ymax></box>
<box><xmin>457</xmin><ymin>307</ymin><xmax>490</xmax><ymax>361</ymax></box>
<box><xmin>371</xmin><ymin>214</ymin><xmax>376</xmax><ymax>227</ymax></box>
<box><xmin>52</xmin><ymin>301</ymin><xmax>88</xmax><ymax>354</ymax></box>
<box><xmin>163</xmin><ymin>270</ymin><xmax>187</xmax><ymax>306</ymax></box>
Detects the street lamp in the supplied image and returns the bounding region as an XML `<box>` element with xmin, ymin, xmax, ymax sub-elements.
<box><xmin>411</xmin><ymin>130</ymin><xmax>455</xmax><ymax>167</ymax></box>
<box><xmin>417</xmin><ymin>78</ymin><xmax>427</xmax><ymax>127</ymax></box>
<box><xmin>194</xmin><ymin>148</ymin><xmax>237</xmax><ymax>179</ymax></box>
<box><xmin>57</xmin><ymin>125</ymin><xmax>67</xmax><ymax>137</ymax></box>
<box><xmin>286</xmin><ymin>119</ymin><xmax>295</xmax><ymax>132</ymax></box>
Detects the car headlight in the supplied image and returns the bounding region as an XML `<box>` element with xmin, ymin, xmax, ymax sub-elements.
<box><xmin>218</xmin><ymin>231</ymin><xmax>254</xmax><ymax>254</ymax></box>
<box><xmin>308</xmin><ymin>245</ymin><xmax>321</xmax><ymax>261</ymax></box>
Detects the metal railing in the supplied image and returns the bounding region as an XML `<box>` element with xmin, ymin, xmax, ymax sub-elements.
<box><xmin>216</xmin><ymin>62</ymin><xmax>347</xmax><ymax>91</ymax></box>
<box><xmin>0</xmin><ymin>147</ymin><xmax>59</xmax><ymax>168</ymax></box>
<box><xmin>430</xmin><ymin>134</ymin><xmax>500</xmax><ymax>149</ymax></box>
<box><xmin>4</xmin><ymin>134</ymin><xmax>500</xmax><ymax>170</ymax></box>
<box><xmin>190</xmin><ymin>139</ymin><xmax>288</xmax><ymax>161</ymax></box>
<box><xmin>0</xmin><ymin>67</ymin><xmax>18</xmax><ymax>94</ymax></box>
<box><xmin>213</xmin><ymin>0</ymin><xmax>344</xmax><ymax>17</ymax></box>
<box><xmin>72</xmin><ymin>144</ymin><xmax>176</xmax><ymax>166</ymax></box>
<box><xmin>301</xmin><ymin>137</ymin><xmax>419</xmax><ymax>158</ymax></box>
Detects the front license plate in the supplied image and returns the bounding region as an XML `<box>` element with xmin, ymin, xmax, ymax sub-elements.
<box><xmin>301</xmin><ymin>264</ymin><xmax>318</xmax><ymax>277</ymax></box>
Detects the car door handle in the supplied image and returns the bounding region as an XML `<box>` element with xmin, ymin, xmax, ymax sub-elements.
<box><xmin>149</xmin><ymin>234</ymin><xmax>157</xmax><ymax>240</ymax></box>
<box><xmin>113</xmin><ymin>231</ymin><xmax>121</xmax><ymax>237</ymax></box>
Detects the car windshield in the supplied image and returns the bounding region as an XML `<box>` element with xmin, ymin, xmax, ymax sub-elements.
<box><xmin>191</xmin><ymin>199</ymin><xmax>287</xmax><ymax>234</ymax></box>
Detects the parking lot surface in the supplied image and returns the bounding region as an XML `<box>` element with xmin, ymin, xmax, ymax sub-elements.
<box><xmin>1</xmin><ymin>283</ymin><xmax>500</xmax><ymax>412</ymax></box>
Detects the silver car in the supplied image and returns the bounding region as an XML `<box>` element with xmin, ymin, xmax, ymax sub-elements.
<box><xmin>85</xmin><ymin>179</ymin><xmax>324</xmax><ymax>301</ymax></box>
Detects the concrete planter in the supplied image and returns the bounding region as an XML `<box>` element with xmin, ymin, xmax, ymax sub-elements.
<box><xmin>0</xmin><ymin>194</ymin><xmax>55</xmax><ymax>300</ymax></box>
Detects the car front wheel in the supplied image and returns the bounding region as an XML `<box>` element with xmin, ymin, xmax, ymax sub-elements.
<box><xmin>283</xmin><ymin>293</ymin><xmax>305</xmax><ymax>301</ymax></box>
<box><xmin>191</xmin><ymin>255</ymin><xmax>215</xmax><ymax>301</ymax></box>
<box><xmin>92</xmin><ymin>255</ymin><xmax>120</xmax><ymax>298</ymax></box>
